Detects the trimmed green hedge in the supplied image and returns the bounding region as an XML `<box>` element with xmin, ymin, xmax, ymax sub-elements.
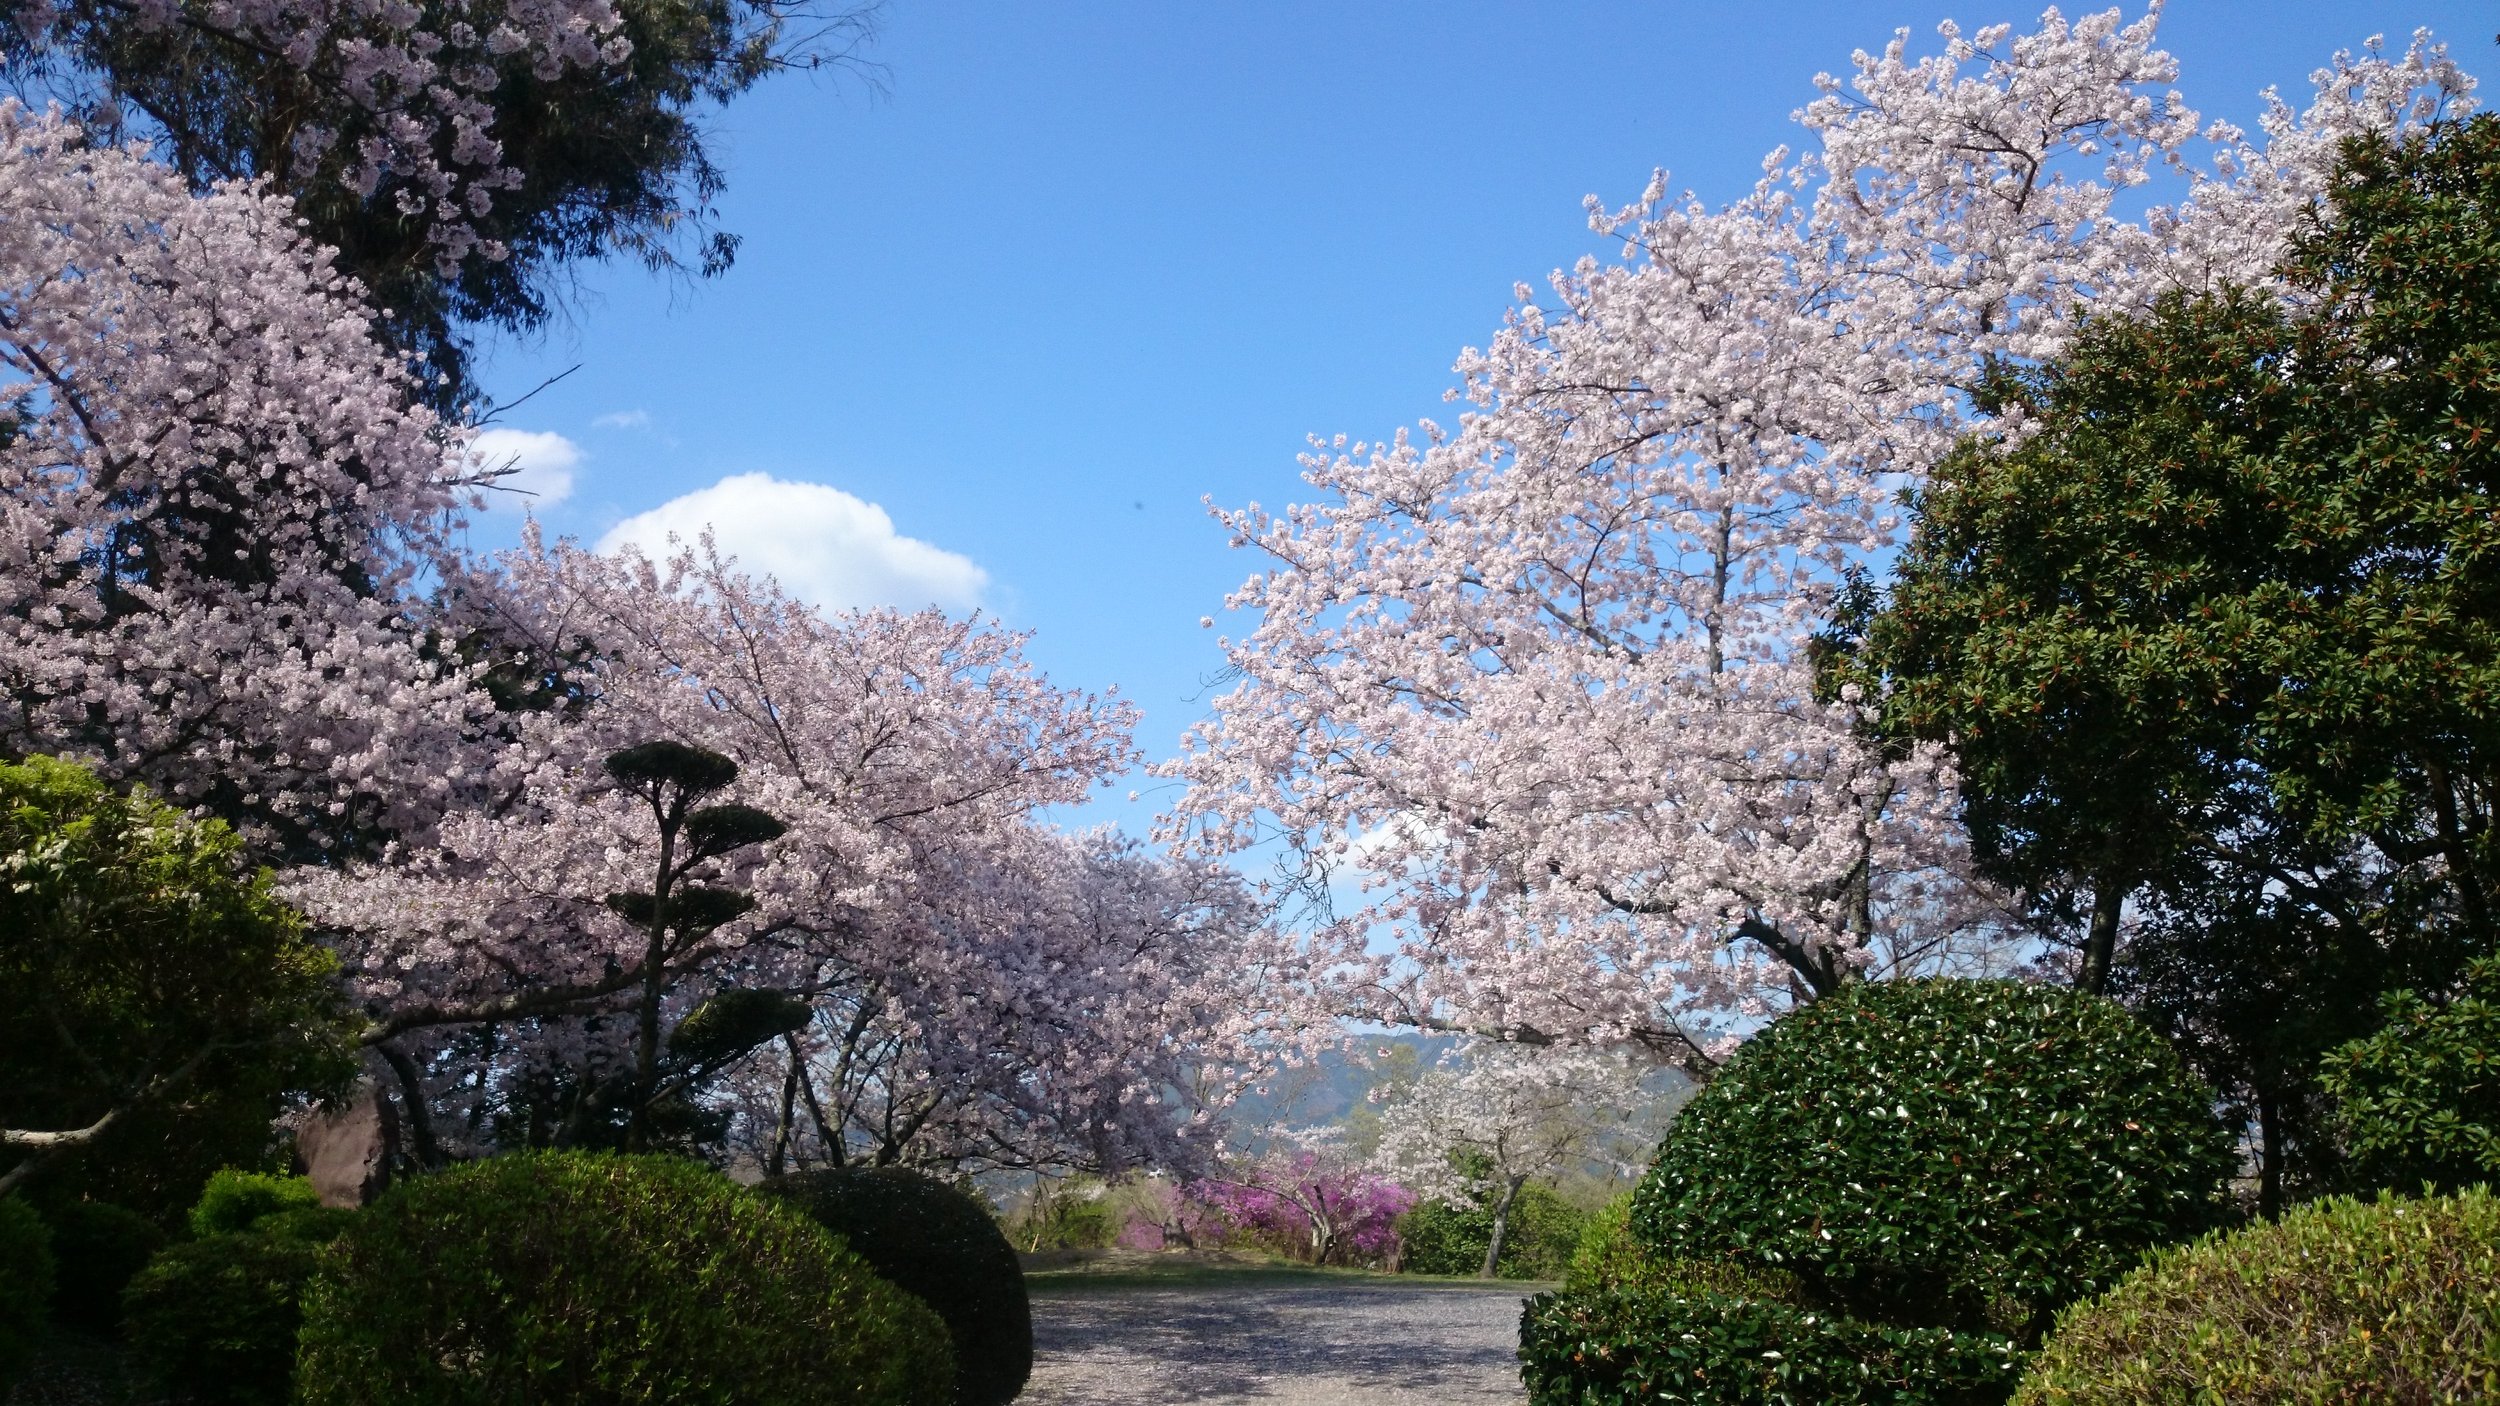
<box><xmin>1521</xmin><ymin>1284</ymin><xmax>2024</xmax><ymax>1406</ymax></box>
<box><xmin>298</xmin><ymin>1153</ymin><xmax>952</xmax><ymax>1406</ymax></box>
<box><xmin>189</xmin><ymin>1170</ymin><xmax>322</xmax><ymax>1238</ymax></box>
<box><xmin>757</xmin><ymin>1167</ymin><xmax>1029</xmax><ymax>1406</ymax></box>
<box><xmin>1634</xmin><ymin>979</ymin><xmax>2233</xmax><ymax>1339</ymax></box>
<box><xmin>0</xmin><ymin>1197</ymin><xmax>54</xmax><ymax>1383</ymax></box>
<box><xmin>2014</xmin><ymin>1188</ymin><xmax>2500</xmax><ymax>1404</ymax></box>
<box><xmin>123</xmin><ymin>1208</ymin><xmax>351</xmax><ymax>1406</ymax></box>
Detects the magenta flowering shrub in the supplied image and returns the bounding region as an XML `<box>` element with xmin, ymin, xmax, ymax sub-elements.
<box><xmin>1181</xmin><ymin>1155</ymin><xmax>1415</xmax><ymax>1267</ymax></box>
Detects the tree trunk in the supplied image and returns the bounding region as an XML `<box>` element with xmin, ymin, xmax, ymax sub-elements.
<box><xmin>765</xmin><ymin>1043</ymin><xmax>802</xmax><ymax>1178</ymax></box>
<box><xmin>2256</xmin><ymin>1086</ymin><xmax>2284</xmax><ymax>1221</ymax></box>
<box><xmin>2078</xmin><ymin>874</ymin><xmax>2125</xmax><ymax>994</ymax></box>
<box><xmin>625</xmin><ymin>821</ymin><xmax>679</xmax><ymax>1152</ymax></box>
<box><xmin>1480</xmin><ymin>1174</ymin><xmax>1528</xmax><ymax>1279</ymax></box>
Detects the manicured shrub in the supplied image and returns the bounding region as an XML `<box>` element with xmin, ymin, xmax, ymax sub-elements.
<box><xmin>1563</xmin><ymin>1194</ymin><xmax>1799</xmax><ymax>1303</ymax></box>
<box><xmin>0</xmin><ymin>1197</ymin><xmax>55</xmax><ymax>1384</ymax></box>
<box><xmin>189</xmin><ymin>1169</ymin><xmax>322</xmax><ymax>1238</ymax></box>
<box><xmin>2321</xmin><ymin>956</ymin><xmax>2500</xmax><ymax>1195</ymax></box>
<box><xmin>1634</xmin><ymin>979</ymin><xmax>2234</xmax><ymax>1340</ymax></box>
<box><xmin>40</xmin><ymin>1199</ymin><xmax>162</xmax><ymax>1331</ymax></box>
<box><xmin>295</xmin><ymin>1152</ymin><xmax>951</xmax><ymax>1406</ymax></box>
<box><xmin>1521</xmin><ymin>1283</ymin><xmax>2024</xmax><ymax>1406</ymax></box>
<box><xmin>2013</xmin><ymin>1188</ymin><xmax>2500</xmax><ymax>1404</ymax></box>
<box><xmin>1398</xmin><ymin>1181</ymin><xmax>1586</xmax><ymax>1279</ymax></box>
<box><xmin>759</xmin><ymin>1166</ymin><xmax>1030</xmax><ymax>1406</ymax></box>
<box><xmin>123</xmin><ymin>1209</ymin><xmax>350</xmax><ymax>1406</ymax></box>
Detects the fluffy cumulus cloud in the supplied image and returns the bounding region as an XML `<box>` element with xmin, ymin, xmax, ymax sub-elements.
<box><xmin>598</xmin><ymin>472</ymin><xmax>989</xmax><ymax>613</ymax></box>
<box><xmin>465</xmin><ymin>428</ymin><xmax>581</xmax><ymax>511</ymax></box>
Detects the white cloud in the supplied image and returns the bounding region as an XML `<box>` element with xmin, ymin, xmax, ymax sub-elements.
<box><xmin>465</xmin><ymin>428</ymin><xmax>581</xmax><ymax>512</ymax></box>
<box><xmin>598</xmin><ymin>472</ymin><xmax>989</xmax><ymax>613</ymax></box>
<box><xmin>593</xmin><ymin>409</ymin><xmax>652</xmax><ymax>430</ymax></box>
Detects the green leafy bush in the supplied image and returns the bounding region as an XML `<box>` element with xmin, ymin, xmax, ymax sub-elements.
<box><xmin>1398</xmin><ymin>1181</ymin><xmax>1586</xmax><ymax>1279</ymax></box>
<box><xmin>189</xmin><ymin>1170</ymin><xmax>323</xmax><ymax>1238</ymax></box>
<box><xmin>1564</xmin><ymin>1195</ymin><xmax>1799</xmax><ymax>1303</ymax></box>
<box><xmin>0</xmin><ymin>1197</ymin><xmax>55</xmax><ymax>1384</ymax></box>
<box><xmin>296</xmin><ymin>1152</ymin><xmax>952</xmax><ymax>1406</ymax></box>
<box><xmin>0</xmin><ymin>757</ymin><xmax>355</xmax><ymax>1223</ymax></box>
<box><xmin>1521</xmin><ymin>1284</ymin><xmax>2023</xmax><ymax>1406</ymax></box>
<box><xmin>2014</xmin><ymin>1188</ymin><xmax>2500</xmax><ymax>1404</ymax></box>
<box><xmin>2321</xmin><ymin>957</ymin><xmax>2500</xmax><ymax>1195</ymax></box>
<box><xmin>759</xmin><ymin>1167</ymin><xmax>1030</xmax><ymax>1406</ymax></box>
<box><xmin>1005</xmin><ymin>1176</ymin><xmax>1117</xmax><ymax>1251</ymax></box>
<box><xmin>1634</xmin><ymin>979</ymin><xmax>2234</xmax><ymax>1340</ymax></box>
<box><xmin>40</xmin><ymin>1200</ymin><xmax>162</xmax><ymax>1331</ymax></box>
<box><xmin>123</xmin><ymin>1209</ymin><xmax>351</xmax><ymax>1406</ymax></box>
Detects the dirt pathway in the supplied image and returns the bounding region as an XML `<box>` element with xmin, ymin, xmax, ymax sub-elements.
<box><xmin>1021</xmin><ymin>1278</ymin><xmax>1537</xmax><ymax>1405</ymax></box>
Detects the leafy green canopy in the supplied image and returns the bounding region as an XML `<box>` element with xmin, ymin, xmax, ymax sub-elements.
<box><xmin>2323</xmin><ymin>956</ymin><xmax>2500</xmax><ymax>1195</ymax></box>
<box><xmin>1853</xmin><ymin>113</ymin><xmax>2500</xmax><ymax>1207</ymax></box>
<box><xmin>0</xmin><ymin>756</ymin><xmax>354</xmax><ymax>1213</ymax></box>
<box><xmin>1632</xmin><ymin>980</ymin><xmax>2234</xmax><ymax>1343</ymax></box>
<box><xmin>296</xmin><ymin>1152</ymin><xmax>952</xmax><ymax>1406</ymax></box>
<box><xmin>2016</xmin><ymin>1189</ymin><xmax>2500</xmax><ymax>1405</ymax></box>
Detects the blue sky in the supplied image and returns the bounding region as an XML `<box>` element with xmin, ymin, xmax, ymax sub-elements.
<box><xmin>464</xmin><ymin>0</ymin><xmax>2493</xmax><ymax>832</ymax></box>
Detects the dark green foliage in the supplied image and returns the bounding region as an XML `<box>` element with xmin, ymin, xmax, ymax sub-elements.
<box><xmin>2015</xmin><ymin>1189</ymin><xmax>2500</xmax><ymax>1404</ymax></box>
<box><xmin>1633</xmin><ymin>980</ymin><xmax>2234</xmax><ymax>1342</ymax></box>
<box><xmin>605</xmin><ymin>740</ymin><xmax>740</xmax><ymax>798</ymax></box>
<box><xmin>2322</xmin><ymin>957</ymin><xmax>2500</xmax><ymax>1195</ymax></box>
<box><xmin>0</xmin><ymin>757</ymin><xmax>356</xmax><ymax>1214</ymax></box>
<box><xmin>1398</xmin><ymin>1182</ymin><xmax>1586</xmax><ymax>1279</ymax></box>
<box><xmin>758</xmin><ymin>1167</ymin><xmax>1030</xmax><ymax>1406</ymax></box>
<box><xmin>667</xmin><ymin>988</ymin><xmax>812</xmax><ymax>1071</ymax></box>
<box><xmin>296</xmin><ymin>1152</ymin><xmax>951</xmax><ymax>1406</ymax></box>
<box><xmin>38</xmin><ymin>1201</ymin><xmax>162</xmax><ymax>1332</ymax></box>
<box><xmin>189</xmin><ymin>1171</ymin><xmax>322</xmax><ymax>1238</ymax></box>
<box><xmin>1852</xmin><ymin>113</ymin><xmax>2500</xmax><ymax>1207</ymax></box>
<box><xmin>123</xmin><ymin>1210</ymin><xmax>352</xmax><ymax>1406</ymax></box>
<box><xmin>0</xmin><ymin>1197</ymin><xmax>55</xmax><ymax>1384</ymax></box>
<box><xmin>1520</xmin><ymin>1284</ymin><xmax>2024</xmax><ymax>1406</ymax></box>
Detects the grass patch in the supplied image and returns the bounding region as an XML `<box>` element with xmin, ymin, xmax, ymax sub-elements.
<box><xmin>1021</xmin><ymin>1248</ymin><xmax>1552</xmax><ymax>1293</ymax></box>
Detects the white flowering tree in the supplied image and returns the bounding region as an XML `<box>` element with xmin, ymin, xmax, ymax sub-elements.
<box><xmin>1373</xmin><ymin>1043</ymin><xmax>1660</xmax><ymax>1276</ymax></box>
<box><xmin>1163</xmin><ymin>9</ymin><xmax>2471</xmax><ymax>1070</ymax></box>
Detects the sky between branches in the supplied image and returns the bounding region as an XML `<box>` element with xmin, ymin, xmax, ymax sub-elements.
<box><xmin>458</xmin><ymin>0</ymin><xmax>2493</xmax><ymax>838</ymax></box>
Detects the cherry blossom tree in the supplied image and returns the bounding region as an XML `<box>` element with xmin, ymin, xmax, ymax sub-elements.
<box><xmin>294</xmin><ymin>537</ymin><xmax>1314</xmax><ymax>1173</ymax></box>
<box><xmin>5</xmin><ymin>0</ymin><xmax>879</xmax><ymax>406</ymax></box>
<box><xmin>0</xmin><ymin>101</ymin><xmax>489</xmax><ymax>853</ymax></box>
<box><xmin>1162</xmin><ymin>9</ymin><xmax>2472</xmax><ymax>1071</ymax></box>
<box><xmin>1372</xmin><ymin>1043</ymin><xmax>1660</xmax><ymax>1277</ymax></box>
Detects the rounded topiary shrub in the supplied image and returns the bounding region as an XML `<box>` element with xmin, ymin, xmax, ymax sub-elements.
<box><xmin>41</xmin><ymin>1200</ymin><xmax>163</xmax><ymax>1332</ymax></box>
<box><xmin>2014</xmin><ymin>1188</ymin><xmax>2500</xmax><ymax>1404</ymax></box>
<box><xmin>758</xmin><ymin>1167</ymin><xmax>1028</xmax><ymax>1406</ymax></box>
<box><xmin>123</xmin><ymin>1210</ymin><xmax>351</xmax><ymax>1406</ymax></box>
<box><xmin>297</xmin><ymin>1153</ymin><xmax>952</xmax><ymax>1406</ymax></box>
<box><xmin>1633</xmin><ymin>979</ymin><xmax>2234</xmax><ymax>1340</ymax></box>
<box><xmin>0</xmin><ymin>1196</ymin><xmax>55</xmax><ymax>1382</ymax></box>
<box><xmin>188</xmin><ymin>1169</ymin><xmax>322</xmax><ymax>1238</ymax></box>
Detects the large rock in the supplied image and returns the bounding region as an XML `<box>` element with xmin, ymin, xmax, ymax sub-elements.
<box><xmin>296</xmin><ymin>1085</ymin><xmax>398</xmax><ymax>1207</ymax></box>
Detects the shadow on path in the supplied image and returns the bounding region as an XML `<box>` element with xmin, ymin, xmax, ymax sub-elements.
<box><xmin>1021</xmin><ymin>1279</ymin><xmax>1534</xmax><ymax>1405</ymax></box>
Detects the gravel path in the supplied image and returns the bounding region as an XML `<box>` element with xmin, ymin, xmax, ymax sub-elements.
<box><xmin>1021</xmin><ymin>1279</ymin><xmax>1538</xmax><ymax>1406</ymax></box>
